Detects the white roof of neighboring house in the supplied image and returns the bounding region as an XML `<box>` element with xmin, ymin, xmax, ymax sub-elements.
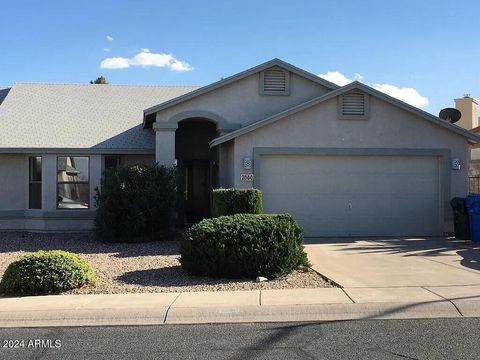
<box><xmin>0</xmin><ymin>83</ymin><xmax>199</xmax><ymax>152</ymax></box>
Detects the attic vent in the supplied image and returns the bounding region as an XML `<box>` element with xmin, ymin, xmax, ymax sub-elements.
<box><xmin>260</xmin><ymin>68</ymin><xmax>290</xmax><ymax>95</ymax></box>
<box><xmin>339</xmin><ymin>92</ymin><xmax>370</xmax><ymax>119</ymax></box>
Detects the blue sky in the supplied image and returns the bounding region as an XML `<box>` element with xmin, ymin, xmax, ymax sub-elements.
<box><xmin>1</xmin><ymin>0</ymin><xmax>479</xmax><ymax>114</ymax></box>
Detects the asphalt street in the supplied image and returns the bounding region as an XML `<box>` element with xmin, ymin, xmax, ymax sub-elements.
<box><xmin>0</xmin><ymin>318</ymin><xmax>479</xmax><ymax>359</ymax></box>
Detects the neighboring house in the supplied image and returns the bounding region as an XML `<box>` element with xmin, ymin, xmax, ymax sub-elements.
<box><xmin>451</xmin><ymin>94</ymin><xmax>480</xmax><ymax>191</ymax></box>
<box><xmin>1</xmin><ymin>59</ymin><xmax>479</xmax><ymax>237</ymax></box>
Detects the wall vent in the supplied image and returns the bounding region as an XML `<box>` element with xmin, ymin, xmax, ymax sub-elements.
<box><xmin>260</xmin><ymin>68</ymin><xmax>290</xmax><ymax>95</ymax></box>
<box><xmin>339</xmin><ymin>92</ymin><xmax>370</xmax><ymax>119</ymax></box>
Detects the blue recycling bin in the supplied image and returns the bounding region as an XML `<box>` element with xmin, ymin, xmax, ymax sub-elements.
<box><xmin>465</xmin><ymin>194</ymin><xmax>480</xmax><ymax>242</ymax></box>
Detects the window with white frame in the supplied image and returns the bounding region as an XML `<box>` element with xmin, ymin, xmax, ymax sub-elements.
<box><xmin>57</xmin><ymin>156</ymin><xmax>89</xmax><ymax>209</ymax></box>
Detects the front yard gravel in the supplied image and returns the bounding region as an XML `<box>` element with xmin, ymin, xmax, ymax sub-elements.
<box><xmin>0</xmin><ymin>232</ymin><xmax>332</xmax><ymax>294</ymax></box>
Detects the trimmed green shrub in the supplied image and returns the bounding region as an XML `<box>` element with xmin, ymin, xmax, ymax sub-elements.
<box><xmin>180</xmin><ymin>214</ymin><xmax>309</xmax><ymax>279</ymax></box>
<box><xmin>0</xmin><ymin>250</ymin><xmax>96</xmax><ymax>296</ymax></box>
<box><xmin>94</xmin><ymin>164</ymin><xmax>177</xmax><ymax>242</ymax></box>
<box><xmin>212</xmin><ymin>188</ymin><xmax>263</xmax><ymax>217</ymax></box>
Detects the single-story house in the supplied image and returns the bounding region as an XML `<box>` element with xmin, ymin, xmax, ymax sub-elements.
<box><xmin>1</xmin><ymin>58</ymin><xmax>479</xmax><ymax>236</ymax></box>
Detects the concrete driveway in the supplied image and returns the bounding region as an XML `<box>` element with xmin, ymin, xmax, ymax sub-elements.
<box><xmin>305</xmin><ymin>238</ymin><xmax>480</xmax><ymax>287</ymax></box>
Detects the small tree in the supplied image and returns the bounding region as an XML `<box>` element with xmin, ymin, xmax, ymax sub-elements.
<box><xmin>90</xmin><ymin>76</ymin><xmax>108</xmax><ymax>84</ymax></box>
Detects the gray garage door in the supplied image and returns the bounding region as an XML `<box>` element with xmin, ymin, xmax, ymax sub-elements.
<box><xmin>258</xmin><ymin>155</ymin><xmax>441</xmax><ymax>237</ymax></box>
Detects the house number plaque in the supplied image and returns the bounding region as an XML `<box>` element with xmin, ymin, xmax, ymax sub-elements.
<box><xmin>240</xmin><ymin>173</ymin><xmax>254</xmax><ymax>181</ymax></box>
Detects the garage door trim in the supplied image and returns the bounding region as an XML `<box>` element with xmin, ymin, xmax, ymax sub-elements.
<box><xmin>253</xmin><ymin>147</ymin><xmax>451</xmax><ymax>234</ymax></box>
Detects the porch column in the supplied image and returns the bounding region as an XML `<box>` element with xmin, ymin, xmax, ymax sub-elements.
<box><xmin>153</xmin><ymin>122</ymin><xmax>178</xmax><ymax>166</ymax></box>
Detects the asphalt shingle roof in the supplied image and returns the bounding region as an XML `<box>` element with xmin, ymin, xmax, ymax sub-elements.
<box><xmin>0</xmin><ymin>83</ymin><xmax>199</xmax><ymax>150</ymax></box>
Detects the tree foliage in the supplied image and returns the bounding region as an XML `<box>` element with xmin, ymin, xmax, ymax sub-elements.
<box><xmin>90</xmin><ymin>76</ymin><xmax>108</xmax><ymax>84</ymax></box>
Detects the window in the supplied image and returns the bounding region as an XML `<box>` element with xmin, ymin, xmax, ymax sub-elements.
<box><xmin>260</xmin><ymin>67</ymin><xmax>290</xmax><ymax>95</ymax></box>
<box><xmin>29</xmin><ymin>156</ymin><xmax>42</xmax><ymax>209</ymax></box>
<box><xmin>105</xmin><ymin>155</ymin><xmax>120</xmax><ymax>170</ymax></box>
<box><xmin>57</xmin><ymin>156</ymin><xmax>89</xmax><ymax>209</ymax></box>
<box><xmin>338</xmin><ymin>92</ymin><xmax>370</xmax><ymax>120</ymax></box>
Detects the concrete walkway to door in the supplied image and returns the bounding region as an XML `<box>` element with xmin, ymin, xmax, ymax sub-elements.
<box><xmin>305</xmin><ymin>237</ymin><xmax>480</xmax><ymax>288</ymax></box>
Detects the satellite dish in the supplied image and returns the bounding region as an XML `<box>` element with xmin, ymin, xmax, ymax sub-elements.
<box><xmin>439</xmin><ymin>108</ymin><xmax>462</xmax><ymax>124</ymax></box>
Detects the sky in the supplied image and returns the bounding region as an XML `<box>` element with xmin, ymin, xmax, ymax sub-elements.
<box><xmin>0</xmin><ymin>0</ymin><xmax>479</xmax><ymax>115</ymax></box>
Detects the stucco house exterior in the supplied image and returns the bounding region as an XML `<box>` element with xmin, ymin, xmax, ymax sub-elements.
<box><xmin>1</xmin><ymin>59</ymin><xmax>479</xmax><ymax>237</ymax></box>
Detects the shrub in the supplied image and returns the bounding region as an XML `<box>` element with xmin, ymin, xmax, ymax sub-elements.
<box><xmin>212</xmin><ymin>188</ymin><xmax>263</xmax><ymax>217</ymax></box>
<box><xmin>180</xmin><ymin>214</ymin><xmax>309</xmax><ymax>279</ymax></box>
<box><xmin>94</xmin><ymin>164</ymin><xmax>177</xmax><ymax>242</ymax></box>
<box><xmin>0</xmin><ymin>250</ymin><xmax>96</xmax><ymax>296</ymax></box>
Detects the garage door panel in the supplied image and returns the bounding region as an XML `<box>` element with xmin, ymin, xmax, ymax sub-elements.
<box><xmin>258</xmin><ymin>154</ymin><xmax>441</xmax><ymax>237</ymax></box>
<box><xmin>263</xmin><ymin>193</ymin><xmax>348</xmax><ymax>217</ymax></box>
<box><xmin>298</xmin><ymin>216</ymin><xmax>349</xmax><ymax>237</ymax></box>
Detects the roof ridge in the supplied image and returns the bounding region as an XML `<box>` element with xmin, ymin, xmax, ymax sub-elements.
<box><xmin>13</xmin><ymin>82</ymin><xmax>201</xmax><ymax>88</ymax></box>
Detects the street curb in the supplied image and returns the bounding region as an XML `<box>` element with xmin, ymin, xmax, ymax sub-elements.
<box><xmin>165</xmin><ymin>301</ymin><xmax>461</xmax><ymax>324</ymax></box>
<box><xmin>0</xmin><ymin>301</ymin><xmax>464</xmax><ymax>328</ymax></box>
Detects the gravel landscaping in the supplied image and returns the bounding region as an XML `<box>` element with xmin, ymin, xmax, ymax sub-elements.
<box><xmin>0</xmin><ymin>232</ymin><xmax>332</xmax><ymax>294</ymax></box>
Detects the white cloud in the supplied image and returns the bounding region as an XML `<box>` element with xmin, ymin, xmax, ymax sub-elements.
<box><xmin>100</xmin><ymin>49</ymin><xmax>194</xmax><ymax>72</ymax></box>
<box><xmin>318</xmin><ymin>71</ymin><xmax>363</xmax><ymax>86</ymax></box>
<box><xmin>103</xmin><ymin>47</ymin><xmax>111</xmax><ymax>52</ymax></box>
<box><xmin>100</xmin><ymin>57</ymin><xmax>130</xmax><ymax>69</ymax></box>
<box><xmin>318</xmin><ymin>70</ymin><xmax>429</xmax><ymax>108</ymax></box>
<box><xmin>106</xmin><ymin>35</ymin><xmax>114</xmax><ymax>41</ymax></box>
<box><xmin>373</xmin><ymin>84</ymin><xmax>429</xmax><ymax>108</ymax></box>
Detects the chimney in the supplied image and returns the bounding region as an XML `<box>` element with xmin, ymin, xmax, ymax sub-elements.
<box><xmin>455</xmin><ymin>94</ymin><xmax>479</xmax><ymax>130</ymax></box>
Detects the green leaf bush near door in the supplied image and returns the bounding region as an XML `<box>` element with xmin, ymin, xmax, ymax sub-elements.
<box><xmin>212</xmin><ymin>188</ymin><xmax>263</xmax><ymax>217</ymax></box>
<box><xmin>94</xmin><ymin>164</ymin><xmax>177</xmax><ymax>242</ymax></box>
<box><xmin>180</xmin><ymin>214</ymin><xmax>309</xmax><ymax>279</ymax></box>
<box><xmin>0</xmin><ymin>250</ymin><xmax>96</xmax><ymax>296</ymax></box>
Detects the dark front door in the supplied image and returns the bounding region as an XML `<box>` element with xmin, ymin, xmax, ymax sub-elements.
<box><xmin>183</xmin><ymin>160</ymin><xmax>211</xmax><ymax>223</ymax></box>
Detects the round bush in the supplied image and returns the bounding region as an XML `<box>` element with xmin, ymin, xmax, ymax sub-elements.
<box><xmin>0</xmin><ymin>250</ymin><xmax>96</xmax><ymax>296</ymax></box>
<box><xmin>180</xmin><ymin>214</ymin><xmax>309</xmax><ymax>279</ymax></box>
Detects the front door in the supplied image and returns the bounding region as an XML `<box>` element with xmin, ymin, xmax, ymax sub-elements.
<box><xmin>183</xmin><ymin>160</ymin><xmax>211</xmax><ymax>223</ymax></box>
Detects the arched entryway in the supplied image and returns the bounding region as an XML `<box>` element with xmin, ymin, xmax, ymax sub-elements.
<box><xmin>175</xmin><ymin>118</ymin><xmax>218</xmax><ymax>223</ymax></box>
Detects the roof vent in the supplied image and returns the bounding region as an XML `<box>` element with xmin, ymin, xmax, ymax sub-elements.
<box><xmin>339</xmin><ymin>92</ymin><xmax>370</xmax><ymax>119</ymax></box>
<box><xmin>342</xmin><ymin>92</ymin><xmax>366</xmax><ymax>116</ymax></box>
<box><xmin>260</xmin><ymin>68</ymin><xmax>290</xmax><ymax>95</ymax></box>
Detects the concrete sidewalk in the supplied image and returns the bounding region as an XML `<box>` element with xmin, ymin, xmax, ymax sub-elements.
<box><xmin>1</xmin><ymin>286</ymin><xmax>479</xmax><ymax>328</ymax></box>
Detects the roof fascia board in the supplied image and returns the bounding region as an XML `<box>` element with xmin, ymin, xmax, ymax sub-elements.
<box><xmin>210</xmin><ymin>81</ymin><xmax>480</xmax><ymax>147</ymax></box>
<box><xmin>143</xmin><ymin>59</ymin><xmax>339</xmax><ymax>121</ymax></box>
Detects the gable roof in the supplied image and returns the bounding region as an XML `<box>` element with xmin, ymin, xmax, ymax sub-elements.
<box><xmin>210</xmin><ymin>81</ymin><xmax>480</xmax><ymax>147</ymax></box>
<box><xmin>142</xmin><ymin>58</ymin><xmax>339</xmax><ymax>127</ymax></box>
<box><xmin>0</xmin><ymin>83</ymin><xmax>199</xmax><ymax>152</ymax></box>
